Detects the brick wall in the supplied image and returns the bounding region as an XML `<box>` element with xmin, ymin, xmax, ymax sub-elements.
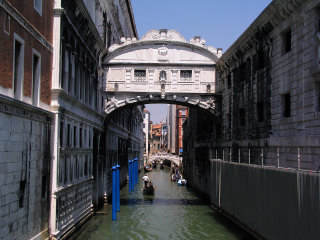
<box><xmin>6</xmin><ymin>0</ymin><xmax>53</xmax><ymax>42</ymax></box>
<box><xmin>0</xmin><ymin>1</ymin><xmax>52</xmax><ymax>105</ymax></box>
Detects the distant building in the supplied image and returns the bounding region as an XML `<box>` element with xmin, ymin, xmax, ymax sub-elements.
<box><xmin>176</xmin><ymin>105</ymin><xmax>189</xmax><ymax>155</ymax></box>
<box><xmin>161</xmin><ymin>122</ymin><xmax>168</xmax><ymax>151</ymax></box>
<box><xmin>143</xmin><ymin>109</ymin><xmax>151</xmax><ymax>159</ymax></box>
<box><xmin>151</xmin><ymin>123</ymin><xmax>162</xmax><ymax>154</ymax></box>
<box><xmin>167</xmin><ymin>104</ymin><xmax>177</xmax><ymax>154</ymax></box>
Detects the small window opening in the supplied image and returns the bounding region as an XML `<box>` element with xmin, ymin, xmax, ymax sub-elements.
<box><xmin>257</xmin><ymin>102</ymin><xmax>265</xmax><ymax>122</ymax></box>
<box><xmin>282</xmin><ymin>93</ymin><xmax>291</xmax><ymax>117</ymax></box>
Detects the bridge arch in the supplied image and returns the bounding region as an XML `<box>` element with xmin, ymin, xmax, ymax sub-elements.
<box><xmin>103</xmin><ymin>29</ymin><xmax>222</xmax><ymax>115</ymax></box>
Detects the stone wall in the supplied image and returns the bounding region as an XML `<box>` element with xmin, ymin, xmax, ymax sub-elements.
<box><xmin>216</xmin><ymin>0</ymin><xmax>320</xmax><ymax>171</ymax></box>
<box><xmin>0</xmin><ymin>97</ymin><xmax>52</xmax><ymax>240</ymax></box>
<box><xmin>209</xmin><ymin>159</ymin><xmax>320</xmax><ymax>240</ymax></box>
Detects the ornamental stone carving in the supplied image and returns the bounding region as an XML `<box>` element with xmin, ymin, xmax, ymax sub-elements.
<box><xmin>158</xmin><ymin>46</ymin><xmax>168</xmax><ymax>56</ymax></box>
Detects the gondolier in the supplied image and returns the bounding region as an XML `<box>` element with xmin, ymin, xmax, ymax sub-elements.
<box><xmin>143</xmin><ymin>174</ymin><xmax>149</xmax><ymax>187</ymax></box>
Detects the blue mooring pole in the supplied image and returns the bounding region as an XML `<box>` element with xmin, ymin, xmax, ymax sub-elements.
<box><xmin>131</xmin><ymin>159</ymin><xmax>134</xmax><ymax>191</ymax></box>
<box><xmin>112</xmin><ymin>165</ymin><xmax>117</xmax><ymax>221</ymax></box>
<box><xmin>134</xmin><ymin>158</ymin><xmax>138</xmax><ymax>184</ymax></box>
<box><xmin>116</xmin><ymin>164</ymin><xmax>120</xmax><ymax>212</ymax></box>
<box><xmin>133</xmin><ymin>158</ymin><xmax>136</xmax><ymax>186</ymax></box>
<box><xmin>136</xmin><ymin>157</ymin><xmax>139</xmax><ymax>184</ymax></box>
<box><xmin>128</xmin><ymin>160</ymin><xmax>132</xmax><ymax>193</ymax></box>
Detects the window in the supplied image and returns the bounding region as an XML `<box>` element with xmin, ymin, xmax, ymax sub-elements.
<box><xmin>13</xmin><ymin>34</ymin><xmax>24</xmax><ymax>100</ymax></box>
<box><xmin>180</xmin><ymin>70</ymin><xmax>192</xmax><ymax>81</ymax></box>
<box><xmin>316</xmin><ymin>82</ymin><xmax>320</xmax><ymax>112</ymax></box>
<box><xmin>227</xmin><ymin>74</ymin><xmax>231</xmax><ymax>89</ymax></box>
<box><xmin>84</xmin><ymin>156</ymin><xmax>88</xmax><ymax>176</ymax></box>
<box><xmin>74</xmin><ymin>126</ymin><xmax>77</xmax><ymax>147</ymax></box>
<box><xmin>89</xmin><ymin>130</ymin><xmax>91</xmax><ymax>148</ymax></box>
<box><xmin>239</xmin><ymin>108</ymin><xmax>245</xmax><ymax>126</ymax></box>
<box><xmin>281</xmin><ymin>93</ymin><xmax>291</xmax><ymax>117</ymax></box>
<box><xmin>159</xmin><ymin>70</ymin><xmax>167</xmax><ymax>80</ymax></box>
<box><xmin>207</xmin><ymin>84</ymin><xmax>211</xmax><ymax>92</ymax></box>
<box><xmin>67</xmin><ymin>124</ymin><xmax>71</xmax><ymax>147</ymax></box>
<box><xmin>257</xmin><ymin>47</ymin><xmax>265</xmax><ymax>69</ymax></box>
<box><xmin>58</xmin><ymin>156</ymin><xmax>65</xmax><ymax>185</ymax></box>
<box><xmin>181</xmin><ymin>109</ymin><xmax>186</xmax><ymax>116</ymax></box>
<box><xmin>19</xmin><ymin>180</ymin><xmax>26</xmax><ymax>208</ymax></box>
<box><xmin>41</xmin><ymin>176</ymin><xmax>47</xmax><ymax>199</ymax></box>
<box><xmin>34</xmin><ymin>0</ymin><xmax>42</xmax><ymax>15</ymax></box>
<box><xmin>282</xmin><ymin>29</ymin><xmax>291</xmax><ymax>54</ymax></box>
<box><xmin>68</xmin><ymin>157</ymin><xmax>73</xmax><ymax>182</ymax></box>
<box><xmin>134</xmin><ymin>70</ymin><xmax>146</xmax><ymax>81</ymax></box>
<box><xmin>257</xmin><ymin>102</ymin><xmax>265</xmax><ymax>122</ymax></box>
<box><xmin>3</xmin><ymin>12</ymin><xmax>10</xmax><ymax>35</ymax></box>
<box><xmin>79</xmin><ymin>127</ymin><xmax>82</xmax><ymax>148</ymax></box>
<box><xmin>32</xmin><ymin>50</ymin><xmax>41</xmax><ymax>106</ymax></box>
<box><xmin>60</xmin><ymin>121</ymin><xmax>64</xmax><ymax>147</ymax></box>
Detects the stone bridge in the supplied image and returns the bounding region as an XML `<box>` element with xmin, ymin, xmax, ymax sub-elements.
<box><xmin>103</xmin><ymin>29</ymin><xmax>222</xmax><ymax>115</ymax></box>
<box><xmin>149</xmin><ymin>153</ymin><xmax>182</xmax><ymax>167</ymax></box>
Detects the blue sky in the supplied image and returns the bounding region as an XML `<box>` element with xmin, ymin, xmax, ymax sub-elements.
<box><xmin>131</xmin><ymin>0</ymin><xmax>272</xmax><ymax>123</ymax></box>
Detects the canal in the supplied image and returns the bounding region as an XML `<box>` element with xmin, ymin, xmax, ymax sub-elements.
<box><xmin>71</xmin><ymin>166</ymin><xmax>255</xmax><ymax>240</ymax></box>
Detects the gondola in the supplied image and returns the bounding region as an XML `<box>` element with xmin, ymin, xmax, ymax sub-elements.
<box><xmin>144</xmin><ymin>166</ymin><xmax>153</xmax><ymax>172</ymax></box>
<box><xmin>143</xmin><ymin>181</ymin><xmax>155</xmax><ymax>195</ymax></box>
<box><xmin>177</xmin><ymin>179</ymin><xmax>187</xmax><ymax>186</ymax></box>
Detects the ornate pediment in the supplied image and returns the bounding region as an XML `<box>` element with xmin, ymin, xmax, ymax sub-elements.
<box><xmin>141</xmin><ymin>29</ymin><xmax>187</xmax><ymax>43</ymax></box>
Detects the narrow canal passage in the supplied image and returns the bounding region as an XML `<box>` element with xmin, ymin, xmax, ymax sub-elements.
<box><xmin>72</xmin><ymin>167</ymin><xmax>255</xmax><ymax>240</ymax></box>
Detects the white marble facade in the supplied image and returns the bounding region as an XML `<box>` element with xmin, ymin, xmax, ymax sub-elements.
<box><xmin>104</xmin><ymin>29</ymin><xmax>222</xmax><ymax>114</ymax></box>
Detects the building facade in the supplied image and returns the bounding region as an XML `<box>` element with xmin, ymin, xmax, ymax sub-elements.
<box><xmin>161</xmin><ymin>122</ymin><xmax>168</xmax><ymax>152</ymax></box>
<box><xmin>176</xmin><ymin>105</ymin><xmax>188</xmax><ymax>155</ymax></box>
<box><xmin>216</xmin><ymin>0</ymin><xmax>320</xmax><ymax>170</ymax></box>
<box><xmin>50</xmin><ymin>0</ymin><xmax>138</xmax><ymax>238</ymax></box>
<box><xmin>183</xmin><ymin>0</ymin><xmax>320</xmax><ymax>215</ymax></box>
<box><xmin>150</xmin><ymin>123</ymin><xmax>161</xmax><ymax>154</ymax></box>
<box><xmin>143</xmin><ymin>109</ymin><xmax>151</xmax><ymax>160</ymax></box>
<box><xmin>167</xmin><ymin>104</ymin><xmax>177</xmax><ymax>154</ymax></box>
<box><xmin>105</xmin><ymin>106</ymin><xmax>144</xmax><ymax>197</ymax></box>
<box><xmin>0</xmin><ymin>0</ymin><xmax>53</xmax><ymax>239</ymax></box>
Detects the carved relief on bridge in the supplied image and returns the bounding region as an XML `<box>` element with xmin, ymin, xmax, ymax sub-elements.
<box><xmin>105</xmin><ymin>93</ymin><xmax>217</xmax><ymax>115</ymax></box>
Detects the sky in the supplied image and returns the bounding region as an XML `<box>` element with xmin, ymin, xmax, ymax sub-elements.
<box><xmin>131</xmin><ymin>0</ymin><xmax>272</xmax><ymax>123</ymax></box>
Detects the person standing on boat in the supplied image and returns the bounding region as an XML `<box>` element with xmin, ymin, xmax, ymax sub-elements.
<box><xmin>143</xmin><ymin>174</ymin><xmax>149</xmax><ymax>187</ymax></box>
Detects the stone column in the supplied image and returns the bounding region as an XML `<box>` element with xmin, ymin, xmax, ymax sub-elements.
<box><xmin>148</xmin><ymin>69</ymin><xmax>155</xmax><ymax>91</ymax></box>
<box><xmin>194</xmin><ymin>69</ymin><xmax>200</xmax><ymax>90</ymax></box>
<box><xmin>125</xmin><ymin>68</ymin><xmax>132</xmax><ymax>90</ymax></box>
<box><xmin>51</xmin><ymin>3</ymin><xmax>63</xmax><ymax>89</ymax></box>
<box><xmin>171</xmin><ymin>70</ymin><xmax>178</xmax><ymax>91</ymax></box>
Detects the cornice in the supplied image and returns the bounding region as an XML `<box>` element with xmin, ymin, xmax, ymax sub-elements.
<box><xmin>105</xmin><ymin>29</ymin><xmax>222</xmax><ymax>63</ymax></box>
<box><xmin>51</xmin><ymin>89</ymin><xmax>105</xmax><ymax>128</ymax></box>
<box><xmin>75</xmin><ymin>0</ymin><xmax>104</xmax><ymax>50</ymax></box>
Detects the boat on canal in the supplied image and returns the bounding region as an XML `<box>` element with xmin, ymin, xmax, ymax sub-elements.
<box><xmin>160</xmin><ymin>161</ymin><xmax>164</xmax><ymax>169</ymax></box>
<box><xmin>177</xmin><ymin>179</ymin><xmax>187</xmax><ymax>186</ymax></box>
<box><xmin>144</xmin><ymin>165</ymin><xmax>153</xmax><ymax>172</ymax></box>
<box><xmin>171</xmin><ymin>172</ymin><xmax>182</xmax><ymax>182</ymax></box>
<box><xmin>143</xmin><ymin>181</ymin><xmax>155</xmax><ymax>195</ymax></box>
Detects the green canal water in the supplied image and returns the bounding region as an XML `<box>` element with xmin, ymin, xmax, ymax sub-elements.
<box><xmin>72</xmin><ymin>167</ymin><xmax>255</xmax><ymax>240</ymax></box>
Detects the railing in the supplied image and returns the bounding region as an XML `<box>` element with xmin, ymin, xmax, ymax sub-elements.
<box><xmin>211</xmin><ymin>146</ymin><xmax>320</xmax><ymax>172</ymax></box>
<box><xmin>55</xmin><ymin>179</ymin><xmax>93</xmax><ymax>233</ymax></box>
